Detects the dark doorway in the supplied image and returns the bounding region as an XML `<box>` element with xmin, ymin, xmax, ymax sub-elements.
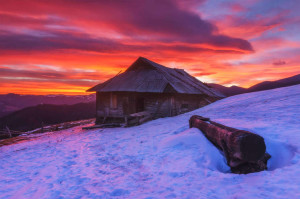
<box><xmin>136</xmin><ymin>97</ymin><xmax>145</xmax><ymax>112</ymax></box>
<box><xmin>122</xmin><ymin>97</ymin><xmax>129</xmax><ymax>116</ymax></box>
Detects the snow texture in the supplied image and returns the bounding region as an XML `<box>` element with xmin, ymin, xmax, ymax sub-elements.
<box><xmin>0</xmin><ymin>85</ymin><xmax>300</xmax><ymax>198</ymax></box>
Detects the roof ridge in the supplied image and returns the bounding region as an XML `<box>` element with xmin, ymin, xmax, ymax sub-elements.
<box><xmin>141</xmin><ymin>58</ymin><xmax>210</xmax><ymax>94</ymax></box>
<box><xmin>139</xmin><ymin>57</ymin><xmax>173</xmax><ymax>70</ymax></box>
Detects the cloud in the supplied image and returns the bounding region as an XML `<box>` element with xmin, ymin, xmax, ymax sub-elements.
<box><xmin>0</xmin><ymin>29</ymin><xmax>250</xmax><ymax>55</ymax></box>
<box><xmin>0</xmin><ymin>30</ymin><xmax>125</xmax><ymax>52</ymax></box>
<box><xmin>273</xmin><ymin>60</ymin><xmax>286</xmax><ymax>65</ymax></box>
<box><xmin>0</xmin><ymin>0</ymin><xmax>253</xmax><ymax>52</ymax></box>
<box><xmin>0</xmin><ymin>66</ymin><xmax>111</xmax><ymax>86</ymax></box>
<box><xmin>192</xmin><ymin>72</ymin><xmax>217</xmax><ymax>76</ymax></box>
<box><xmin>0</xmin><ymin>12</ymin><xmax>63</xmax><ymax>27</ymax></box>
<box><xmin>0</xmin><ymin>67</ymin><xmax>65</xmax><ymax>79</ymax></box>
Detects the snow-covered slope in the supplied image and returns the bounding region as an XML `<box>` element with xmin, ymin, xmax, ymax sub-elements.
<box><xmin>1</xmin><ymin>85</ymin><xmax>300</xmax><ymax>199</ymax></box>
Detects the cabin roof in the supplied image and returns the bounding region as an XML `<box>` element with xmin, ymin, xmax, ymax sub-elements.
<box><xmin>87</xmin><ymin>57</ymin><xmax>224</xmax><ymax>97</ymax></box>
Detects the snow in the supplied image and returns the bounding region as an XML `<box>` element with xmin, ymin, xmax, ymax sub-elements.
<box><xmin>1</xmin><ymin>85</ymin><xmax>300</xmax><ymax>198</ymax></box>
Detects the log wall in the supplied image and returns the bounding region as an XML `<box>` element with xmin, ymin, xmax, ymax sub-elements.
<box><xmin>95</xmin><ymin>92</ymin><xmax>218</xmax><ymax>124</ymax></box>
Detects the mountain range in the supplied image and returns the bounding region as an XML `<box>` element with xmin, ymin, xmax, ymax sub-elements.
<box><xmin>0</xmin><ymin>93</ymin><xmax>95</xmax><ymax>117</ymax></box>
<box><xmin>0</xmin><ymin>102</ymin><xmax>96</xmax><ymax>132</ymax></box>
<box><xmin>208</xmin><ymin>74</ymin><xmax>300</xmax><ymax>96</ymax></box>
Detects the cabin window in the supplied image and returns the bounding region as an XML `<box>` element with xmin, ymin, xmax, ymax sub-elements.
<box><xmin>110</xmin><ymin>94</ymin><xmax>118</xmax><ymax>109</ymax></box>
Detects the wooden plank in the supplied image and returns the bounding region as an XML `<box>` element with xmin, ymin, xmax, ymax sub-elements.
<box><xmin>130</xmin><ymin>111</ymin><xmax>150</xmax><ymax>117</ymax></box>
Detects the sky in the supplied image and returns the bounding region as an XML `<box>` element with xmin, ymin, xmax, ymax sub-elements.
<box><xmin>0</xmin><ymin>0</ymin><xmax>299</xmax><ymax>95</ymax></box>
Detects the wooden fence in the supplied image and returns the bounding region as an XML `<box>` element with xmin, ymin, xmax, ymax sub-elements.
<box><xmin>0</xmin><ymin>127</ymin><xmax>23</xmax><ymax>139</ymax></box>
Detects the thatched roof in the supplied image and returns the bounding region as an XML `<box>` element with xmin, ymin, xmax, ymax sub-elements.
<box><xmin>87</xmin><ymin>57</ymin><xmax>224</xmax><ymax>97</ymax></box>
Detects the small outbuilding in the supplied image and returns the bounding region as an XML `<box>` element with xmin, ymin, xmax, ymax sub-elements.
<box><xmin>87</xmin><ymin>57</ymin><xmax>224</xmax><ymax>126</ymax></box>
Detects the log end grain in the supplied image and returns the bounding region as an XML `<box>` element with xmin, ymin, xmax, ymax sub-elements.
<box><xmin>237</xmin><ymin>130</ymin><xmax>266</xmax><ymax>162</ymax></box>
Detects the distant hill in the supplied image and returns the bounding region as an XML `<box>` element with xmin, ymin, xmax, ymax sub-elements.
<box><xmin>0</xmin><ymin>102</ymin><xmax>96</xmax><ymax>132</ymax></box>
<box><xmin>208</xmin><ymin>84</ymin><xmax>247</xmax><ymax>97</ymax></box>
<box><xmin>0</xmin><ymin>93</ymin><xmax>95</xmax><ymax>117</ymax></box>
<box><xmin>248</xmin><ymin>74</ymin><xmax>300</xmax><ymax>92</ymax></box>
<box><xmin>208</xmin><ymin>74</ymin><xmax>300</xmax><ymax>96</ymax></box>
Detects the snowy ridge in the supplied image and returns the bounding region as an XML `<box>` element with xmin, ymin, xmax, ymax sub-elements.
<box><xmin>0</xmin><ymin>85</ymin><xmax>300</xmax><ymax>198</ymax></box>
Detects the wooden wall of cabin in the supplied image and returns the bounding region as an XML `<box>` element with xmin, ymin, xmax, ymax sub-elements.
<box><xmin>170</xmin><ymin>94</ymin><xmax>215</xmax><ymax>116</ymax></box>
<box><xmin>95</xmin><ymin>92</ymin><xmax>218</xmax><ymax>124</ymax></box>
<box><xmin>95</xmin><ymin>92</ymin><xmax>127</xmax><ymax>123</ymax></box>
<box><xmin>146</xmin><ymin>94</ymin><xmax>218</xmax><ymax>118</ymax></box>
<box><xmin>96</xmin><ymin>92</ymin><xmax>172</xmax><ymax>121</ymax></box>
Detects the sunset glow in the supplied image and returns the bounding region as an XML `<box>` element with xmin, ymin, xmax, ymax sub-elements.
<box><xmin>0</xmin><ymin>0</ymin><xmax>299</xmax><ymax>95</ymax></box>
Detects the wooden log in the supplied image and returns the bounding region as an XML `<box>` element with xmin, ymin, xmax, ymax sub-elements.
<box><xmin>189</xmin><ymin>115</ymin><xmax>271</xmax><ymax>174</ymax></box>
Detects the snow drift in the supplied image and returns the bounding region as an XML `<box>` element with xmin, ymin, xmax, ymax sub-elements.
<box><xmin>0</xmin><ymin>85</ymin><xmax>300</xmax><ymax>198</ymax></box>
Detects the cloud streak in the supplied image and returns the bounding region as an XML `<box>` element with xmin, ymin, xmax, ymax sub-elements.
<box><xmin>0</xmin><ymin>0</ymin><xmax>253</xmax><ymax>51</ymax></box>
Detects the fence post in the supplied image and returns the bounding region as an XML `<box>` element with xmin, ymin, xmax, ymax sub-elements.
<box><xmin>6</xmin><ymin>126</ymin><xmax>12</xmax><ymax>138</ymax></box>
<box><xmin>41</xmin><ymin>122</ymin><xmax>44</xmax><ymax>133</ymax></box>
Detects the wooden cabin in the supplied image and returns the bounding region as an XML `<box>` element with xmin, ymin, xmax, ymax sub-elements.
<box><xmin>87</xmin><ymin>57</ymin><xmax>224</xmax><ymax>126</ymax></box>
